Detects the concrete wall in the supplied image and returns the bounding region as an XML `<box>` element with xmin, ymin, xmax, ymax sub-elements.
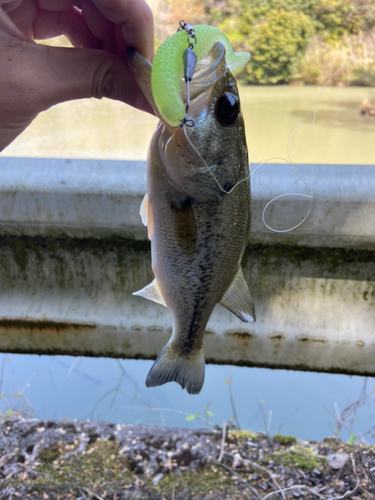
<box><xmin>0</xmin><ymin>158</ymin><xmax>373</xmax><ymax>375</ymax></box>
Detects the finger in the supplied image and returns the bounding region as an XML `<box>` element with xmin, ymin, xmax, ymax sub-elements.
<box><xmin>80</xmin><ymin>0</ymin><xmax>116</xmax><ymax>53</ymax></box>
<box><xmin>8</xmin><ymin>41</ymin><xmax>154</xmax><ymax>114</ymax></box>
<box><xmin>92</xmin><ymin>0</ymin><xmax>154</xmax><ymax>60</ymax></box>
<box><xmin>33</xmin><ymin>7</ymin><xmax>102</xmax><ymax>49</ymax></box>
<box><xmin>0</xmin><ymin>0</ymin><xmax>22</xmax><ymax>11</ymax></box>
<box><xmin>121</xmin><ymin>1</ymin><xmax>154</xmax><ymax>61</ymax></box>
<box><xmin>5</xmin><ymin>0</ymin><xmax>36</xmax><ymax>38</ymax></box>
<box><xmin>0</xmin><ymin>7</ymin><xmax>28</xmax><ymax>40</ymax></box>
<box><xmin>37</xmin><ymin>0</ymin><xmax>76</xmax><ymax>11</ymax></box>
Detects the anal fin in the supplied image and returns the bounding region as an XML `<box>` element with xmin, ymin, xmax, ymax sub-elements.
<box><xmin>133</xmin><ymin>279</ymin><xmax>167</xmax><ymax>307</ymax></box>
<box><xmin>220</xmin><ymin>267</ymin><xmax>256</xmax><ymax>323</ymax></box>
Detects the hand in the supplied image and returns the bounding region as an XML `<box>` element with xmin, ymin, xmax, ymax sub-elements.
<box><xmin>0</xmin><ymin>0</ymin><xmax>154</xmax><ymax>151</ymax></box>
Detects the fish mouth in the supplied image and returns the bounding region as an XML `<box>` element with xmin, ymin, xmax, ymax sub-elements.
<box><xmin>159</xmin><ymin>41</ymin><xmax>236</xmax><ymax>199</ymax></box>
<box><xmin>180</xmin><ymin>41</ymin><xmax>227</xmax><ymax>125</ymax></box>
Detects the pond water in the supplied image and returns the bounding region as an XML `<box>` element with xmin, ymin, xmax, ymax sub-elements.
<box><xmin>2</xmin><ymin>85</ymin><xmax>375</xmax><ymax>165</ymax></box>
<box><xmin>1</xmin><ymin>353</ymin><xmax>374</xmax><ymax>444</ymax></box>
<box><xmin>1</xmin><ymin>85</ymin><xmax>374</xmax><ymax>443</ymax></box>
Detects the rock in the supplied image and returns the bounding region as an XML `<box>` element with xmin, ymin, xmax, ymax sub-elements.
<box><xmin>152</xmin><ymin>473</ymin><xmax>164</xmax><ymax>485</ymax></box>
<box><xmin>360</xmin><ymin>98</ymin><xmax>375</xmax><ymax>116</ymax></box>
<box><xmin>326</xmin><ymin>452</ymin><xmax>349</xmax><ymax>469</ymax></box>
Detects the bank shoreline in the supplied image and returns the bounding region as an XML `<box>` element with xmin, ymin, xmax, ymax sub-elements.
<box><xmin>0</xmin><ymin>415</ymin><xmax>374</xmax><ymax>499</ymax></box>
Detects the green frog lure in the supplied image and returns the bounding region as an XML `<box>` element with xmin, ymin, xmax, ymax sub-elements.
<box><xmin>151</xmin><ymin>21</ymin><xmax>251</xmax><ymax>127</ymax></box>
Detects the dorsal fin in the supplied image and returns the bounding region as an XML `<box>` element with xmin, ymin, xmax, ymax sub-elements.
<box><xmin>172</xmin><ymin>197</ymin><xmax>197</xmax><ymax>258</ymax></box>
<box><xmin>133</xmin><ymin>279</ymin><xmax>167</xmax><ymax>307</ymax></box>
<box><xmin>219</xmin><ymin>267</ymin><xmax>256</xmax><ymax>323</ymax></box>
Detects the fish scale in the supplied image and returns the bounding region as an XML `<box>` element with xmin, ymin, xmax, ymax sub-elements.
<box><xmin>129</xmin><ymin>41</ymin><xmax>255</xmax><ymax>394</ymax></box>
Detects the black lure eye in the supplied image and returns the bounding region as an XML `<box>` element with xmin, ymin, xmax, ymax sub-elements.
<box><xmin>215</xmin><ymin>92</ymin><xmax>240</xmax><ymax>127</ymax></box>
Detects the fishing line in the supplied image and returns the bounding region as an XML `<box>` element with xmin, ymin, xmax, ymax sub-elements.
<box><xmin>258</xmin><ymin>13</ymin><xmax>375</xmax><ymax>233</ymax></box>
<box><xmin>183</xmin><ymin>124</ymin><xmax>250</xmax><ymax>195</ymax></box>
<box><xmin>181</xmin><ymin>13</ymin><xmax>374</xmax><ymax>233</ymax></box>
<box><xmin>250</xmin><ymin>155</ymin><xmax>314</xmax><ymax>233</ymax></box>
<box><xmin>183</xmin><ymin>125</ymin><xmax>314</xmax><ymax>233</ymax></box>
<box><xmin>177</xmin><ymin>18</ymin><xmax>313</xmax><ymax>234</ymax></box>
<box><xmin>262</xmin><ymin>193</ymin><xmax>313</xmax><ymax>233</ymax></box>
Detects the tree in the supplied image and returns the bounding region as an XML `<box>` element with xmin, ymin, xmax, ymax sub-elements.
<box><xmin>243</xmin><ymin>9</ymin><xmax>315</xmax><ymax>84</ymax></box>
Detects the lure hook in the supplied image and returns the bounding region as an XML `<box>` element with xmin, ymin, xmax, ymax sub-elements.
<box><xmin>178</xmin><ymin>20</ymin><xmax>198</xmax><ymax>120</ymax></box>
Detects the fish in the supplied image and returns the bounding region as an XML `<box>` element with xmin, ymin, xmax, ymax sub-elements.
<box><xmin>127</xmin><ymin>41</ymin><xmax>255</xmax><ymax>395</ymax></box>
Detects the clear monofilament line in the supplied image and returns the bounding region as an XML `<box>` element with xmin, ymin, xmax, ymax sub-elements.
<box><xmin>250</xmin><ymin>156</ymin><xmax>314</xmax><ymax>234</ymax></box>
<box><xmin>183</xmin><ymin>125</ymin><xmax>247</xmax><ymax>195</ymax></box>
<box><xmin>183</xmin><ymin>126</ymin><xmax>314</xmax><ymax>234</ymax></box>
<box><xmin>262</xmin><ymin>193</ymin><xmax>313</xmax><ymax>233</ymax></box>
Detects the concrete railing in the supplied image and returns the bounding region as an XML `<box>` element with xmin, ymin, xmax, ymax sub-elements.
<box><xmin>0</xmin><ymin>158</ymin><xmax>374</xmax><ymax>376</ymax></box>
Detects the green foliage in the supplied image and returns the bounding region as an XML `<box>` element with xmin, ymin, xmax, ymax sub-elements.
<box><xmin>185</xmin><ymin>401</ymin><xmax>214</xmax><ymax>426</ymax></box>
<box><xmin>313</xmin><ymin>0</ymin><xmax>375</xmax><ymax>41</ymax></box>
<box><xmin>185</xmin><ymin>413</ymin><xmax>201</xmax><ymax>422</ymax></box>
<box><xmin>349</xmin><ymin>66</ymin><xmax>375</xmax><ymax>87</ymax></box>
<box><xmin>347</xmin><ymin>433</ymin><xmax>356</xmax><ymax>444</ymax></box>
<box><xmin>244</xmin><ymin>9</ymin><xmax>315</xmax><ymax>83</ymax></box>
<box><xmin>204</xmin><ymin>0</ymin><xmax>375</xmax><ymax>85</ymax></box>
<box><xmin>313</xmin><ymin>0</ymin><xmax>354</xmax><ymax>42</ymax></box>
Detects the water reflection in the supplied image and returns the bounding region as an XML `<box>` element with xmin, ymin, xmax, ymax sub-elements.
<box><xmin>1</xmin><ymin>353</ymin><xmax>374</xmax><ymax>444</ymax></box>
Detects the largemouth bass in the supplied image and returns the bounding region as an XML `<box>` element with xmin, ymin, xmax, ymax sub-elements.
<box><xmin>128</xmin><ymin>42</ymin><xmax>255</xmax><ymax>395</ymax></box>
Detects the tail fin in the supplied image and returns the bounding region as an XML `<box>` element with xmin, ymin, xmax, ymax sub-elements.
<box><xmin>146</xmin><ymin>342</ymin><xmax>205</xmax><ymax>395</ymax></box>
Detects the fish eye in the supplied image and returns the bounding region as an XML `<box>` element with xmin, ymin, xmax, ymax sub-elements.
<box><xmin>215</xmin><ymin>92</ymin><xmax>240</xmax><ymax>127</ymax></box>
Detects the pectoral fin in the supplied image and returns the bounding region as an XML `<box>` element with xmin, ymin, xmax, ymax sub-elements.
<box><xmin>139</xmin><ymin>193</ymin><xmax>154</xmax><ymax>240</ymax></box>
<box><xmin>220</xmin><ymin>267</ymin><xmax>256</xmax><ymax>323</ymax></box>
<box><xmin>133</xmin><ymin>279</ymin><xmax>167</xmax><ymax>307</ymax></box>
<box><xmin>172</xmin><ymin>197</ymin><xmax>197</xmax><ymax>258</ymax></box>
<box><xmin>140</xmin><ymin>193</ymin><xmax>149</xmax><ymax>226</ymax></box>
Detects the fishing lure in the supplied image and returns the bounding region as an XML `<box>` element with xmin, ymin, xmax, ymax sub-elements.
<box><xmin>151</xmin><ymin>24</ymin><xmax>251</xmax><ymax>126</ymax></box>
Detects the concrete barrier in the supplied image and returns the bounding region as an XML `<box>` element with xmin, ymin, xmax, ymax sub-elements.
<box><xmin>0</xmin><ymin>158</ymin><xmax>373</xmax><ymax>375</ymax></box>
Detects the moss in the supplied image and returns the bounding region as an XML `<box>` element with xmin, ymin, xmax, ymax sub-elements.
<box><xmin>39</xmin><ymin>443</ymin><xmax>62</xmax><ymax>462</ymax></box>
<box><xmin>228</xmin><ymin>429</ymin><xmax>259</xmax><ymax>442</ymax></box>
<box><xmin>323</xmin><ymin>437</ymin><xmax>342</xmax><ymax>445</ymax></box>
<box><xmin>273</xmin><ymin>434</ymin><xmax>298</xmax><ymax>446</ymax></box>
<box><xmin>273</xmin><ymin>445</ymin><xmax>328</xmax><ymax>472</ymax></box>
<box><xmin>19</xmin><ymin>440</ymin><xmax>133</xmax><ymax>497</ymax></box>
<box><xmin>154</xmin><ymin>465</ymin><xmax>242</xmax><ymax>499</ymax></box>
<box><xmin>9</xmin><ymin>440</ymin><xmax>245</xmax><ymax>499</ymax></box>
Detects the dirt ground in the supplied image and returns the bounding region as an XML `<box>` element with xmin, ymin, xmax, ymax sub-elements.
<box><xmin>0</xmin><ymin>415</ymin><xmax>374</xmax><ymax>499</ymax></box>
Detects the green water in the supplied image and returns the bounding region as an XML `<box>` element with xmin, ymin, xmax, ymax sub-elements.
<box><xmin>2</xmin><ymin>86</ymin><xmax>375</xmax><ymax>165</ymax></box>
